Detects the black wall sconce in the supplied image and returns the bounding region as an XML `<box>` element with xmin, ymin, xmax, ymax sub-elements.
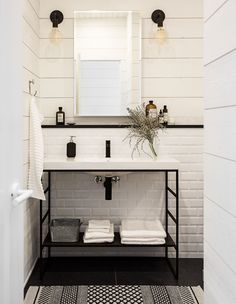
<box><xmin>151</xmin><ymin>10</ymin><xmax>165</xmax><ymax>28</ymax></box>
<box><xmin>49</xmin><ymin>10</ymin><xmax>64</xmax><ymax>43</ymax></box>
<box><xmin>151</xmin><ymin>9</ymin><xmax>167</xmax><ymax>43</ymax></box>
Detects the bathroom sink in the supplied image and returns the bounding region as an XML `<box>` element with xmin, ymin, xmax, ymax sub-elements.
<box><xmin>44</xmin><ymin>157</ymin><xmax>179</xmax><ymax>172</ymax></box>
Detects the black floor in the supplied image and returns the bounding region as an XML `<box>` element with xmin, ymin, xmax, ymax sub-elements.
<box><xmin>25</xmin><ymin>257</ymin><xmax>203</xmax><ymax>295</ymax></box>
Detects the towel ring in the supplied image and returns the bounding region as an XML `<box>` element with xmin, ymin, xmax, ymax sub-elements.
<box><xmin>29</xmin><ymin>80</ymin><xmax>37</xmax><ymax>96</ymax></box>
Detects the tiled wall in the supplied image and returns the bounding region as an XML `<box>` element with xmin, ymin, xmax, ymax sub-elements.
<box><xmin>204</xmin><ymin>0</ymin><xmax>236</xmax><ymax>302</ymax></box>
<box><xmin>43</xmin><ymin>127</ymin><xmax>204</xmax><ymax>258</ymax></box>
<box><xmin>23</xmin><ymin>0</ymin><xmax>40</xmax><ymax>283</ymax></box>
<box><xmin>39</xmin><ymin>0</ymin><xmax>203</xmax><ymax>125</ymax></box>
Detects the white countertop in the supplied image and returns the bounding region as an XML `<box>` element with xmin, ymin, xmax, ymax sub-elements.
<box><xmin>44</xmin><ymin>157</ymin><xmax>180</xmax><ymax>171</ymax></box>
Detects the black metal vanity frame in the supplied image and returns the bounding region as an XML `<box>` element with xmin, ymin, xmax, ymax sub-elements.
<box><xmin>40</xmin><ymin>169</ymin><xmax>179</xmax><ymax>280</ymax></box>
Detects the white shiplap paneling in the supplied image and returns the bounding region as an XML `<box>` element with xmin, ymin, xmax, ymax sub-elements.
<box><xmin>204</xmin><ymin>0</ymin><xmax>236</xmax><ymax>302</ymax></box>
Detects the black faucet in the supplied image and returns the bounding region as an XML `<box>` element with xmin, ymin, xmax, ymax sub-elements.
<box><xmin>105</xmin><ymin>140</ymin><xmax>111</xmax><ymax>158</ymax></box>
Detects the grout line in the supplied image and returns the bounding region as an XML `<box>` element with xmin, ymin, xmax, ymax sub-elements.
<box><xmin>23</xmin><ymin>16</ymin><xmax>40</xmax><ymax>39</ymax></box>
<box><xmin>23</xmin><ymin>66</ymin><xmax>40</xmax><ymax>79</ymax></box>
<box><xmin>204</xmin><ymin>0</ymin><xmax>230</xmax><ymax>23</ymax></box>
<box><xmin>23</xmin><ymin>41</ymin><xmax>40</xmax><ymax>60</ymax></box>
<box><xmin>27</xmin><ymin>0</ymin><xmax>40</xmax><ymax>19</ymax></box>
<box><xmin>205</xmin><ymin>152</ymin><xmax>236</xmax><ymax>164</ymax></box>
<box><xmin>205</xmin><ymin>104</ymin><xmax>236</xmax><ymax>111</ymax></box>
<box><xmin>142</xmin><ymin>37</ymin><xmax>203</xmax><ymax>40</ymax></box>
<box><xmin>142</xmin><ymin>77</ymin><xmax>203</xmax><ymax>79</ymax></box>
<box><xmin>39</xmin><ymin>76</ymin><xmax>203</xmax><ymax>80</ymax></box>
<box><xmin>205</xmin><ymin>195</ymin><xmax>236</xmax><ymax>219</ymax></box>
<box><xmin>39</xmin><ymin>17</ymin><xmax>203</xmax><ymax>20</ymax></box>
<box><xmin>204</xmin><ymin>48</ymin><xmax>236</xmax><ymax>67</ymax></box>
<box><xmin>142</xmin><ymin>57</ymin><xmax>203</xmax><ymax>60</ymax></box>
<box><xmin>205</xmin><ymin>240</ymin><xmax>236</xmax><ymax>276</ymax></box>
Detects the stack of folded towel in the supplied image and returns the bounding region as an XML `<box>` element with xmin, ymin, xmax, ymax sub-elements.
<box><xmin>83</xmin><ymin>219</ymin><xmax>114</xmax><ymax>243</ymax></box>
<box><xmin>120</xmin><ymin>219</ymin><xmax>166</xmax><ymax>245</ymax></box>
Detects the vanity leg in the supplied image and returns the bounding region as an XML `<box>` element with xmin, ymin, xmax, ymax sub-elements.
<box><xmin>175</xmin><ymin>170</ymin><xmax>179</xmax><ymax>279</ymax></box>
<box><xmin>165</xmin><ymin>171</ymin><xmax>168</xmax><ymax>259</ymax></box>
<box><xmin>48</xmin><ymin>171</ymin><xmax>51</xmax><ymax>259</ymax></box>
<box><xmin>39</xmin><ymin>199</ymin><xmax>43</xmax><ymax>280</ymax></box>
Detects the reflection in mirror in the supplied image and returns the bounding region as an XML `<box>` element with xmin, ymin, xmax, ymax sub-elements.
<box><xmin>74</xmin><ymin>11</ymin><xmax>141</xmax><ymax>116</ymax></box>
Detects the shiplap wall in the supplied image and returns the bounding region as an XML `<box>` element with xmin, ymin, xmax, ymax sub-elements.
<box><xmin>204</xmin><ymin>0</ymin><xmax>236</xmax><ymax>303</ymax></box>
<box><xmin>23</xmin><ymin>0</ymin><xmax>40</xmax><ymax>283</ymax></box>
<box><xmin>39</xmin><ymin>0</ymin><xmax>203</xmax><ymax>124</ymax></box>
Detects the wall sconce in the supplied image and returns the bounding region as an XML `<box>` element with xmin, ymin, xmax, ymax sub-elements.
<box><xmin>151</xmin><ymin>9</ymin><xmax>167</xmax><ymax>43</ymax></box>
<box><xmin>49</xmin><ymin>10</ymin><xmax>64</xmax><ymax>43</ymax></box>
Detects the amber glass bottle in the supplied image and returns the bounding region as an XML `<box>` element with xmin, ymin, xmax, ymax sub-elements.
<box><xmin>56</xmin><ymin>107</ymin><xmax>65</xmax><ymax>125</ymax></box>
<box><xmin>146</xmin><ymin>100</ymin><xmax>157</xmax><ymax>118</ymax></box>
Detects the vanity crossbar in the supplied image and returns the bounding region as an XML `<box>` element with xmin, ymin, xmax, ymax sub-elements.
<box><xmin>40</xmin><ymin>165</ymin><xmax>179</xmax><ymax>280</ymax></box>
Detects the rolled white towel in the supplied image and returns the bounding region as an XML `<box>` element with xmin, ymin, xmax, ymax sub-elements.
<box><xmin>120</xmin><ymin>219</ymin><xmax>166</xmax><ymax>239</ymax></box>
<box><xmin>88</xmin><ymin>219</ymin><xmax>111</xmax><ymax>230</ymax></box>
<box><xmin>84</xmin><ymin>224</ymin><xmax>114</xmax><ymax>240</ymax></box>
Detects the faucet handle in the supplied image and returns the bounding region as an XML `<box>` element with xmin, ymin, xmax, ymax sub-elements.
<box><xmin>105</xmin><ymin>140</ymin><xmax>111</xmax><ymax>158</ymax></box>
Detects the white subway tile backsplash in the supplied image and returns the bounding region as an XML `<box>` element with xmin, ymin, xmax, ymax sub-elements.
<box><xmin>43</xmin><ymin>128</ymin><xmax>203</xmax><ymax>257</ymax></box>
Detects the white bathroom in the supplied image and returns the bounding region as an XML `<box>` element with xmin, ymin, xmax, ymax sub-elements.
<box><xmin>1</xmin><ymin>0</ymin><xmax>236</xmax><ymax>303</ymax></box>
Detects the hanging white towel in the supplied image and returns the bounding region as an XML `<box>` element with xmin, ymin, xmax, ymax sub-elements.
<box><xmin>28</xmin><ymin>96</ymin><xmax>45</xmax><ymax>200</ymax></box>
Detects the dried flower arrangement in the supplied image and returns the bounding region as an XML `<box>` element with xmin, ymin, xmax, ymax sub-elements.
<box><xmin>124</xmin><ymin>103</ymin><xmax>165</xmax><ymax>158</ymax></box>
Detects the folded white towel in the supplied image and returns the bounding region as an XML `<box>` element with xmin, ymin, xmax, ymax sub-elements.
<box><xmin>88</xmin><ymin>219</ymin><xmax>111</xmax><ymax>230</ymax></box>
<box><xmin>87</xmin><ymin>228</ymin><xmax>110</xmax><ymax>233</ymax></box>
<box><xmin>120</xmin><ymin>219</ymin><xmax>166</xmax><ymax>239</ymax></box>
<box><xmin>83</xmin><ymin>237</ymin><xmax>114</xmax><ymax>244</ymax></box>
<box><xmin>121</xmin><ymin>237</ymin><xmax>165</xmax><ymax>243</ymax></box>
<box><xmin>28</xmin><ymin>96</ymin><xmax>45</xmax><ymax>200</ymax></box>
<box><xmin>121</xmin><ymin>239</ymin><xmax>165</xmax><ymax>245</ymax></box>
<box><xmin>84</xmin><ymin>224</ymin><xmax>114</xmax><ymax>240</ymax></box>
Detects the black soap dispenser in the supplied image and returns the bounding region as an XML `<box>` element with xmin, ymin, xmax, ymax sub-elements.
<box><xmin>67</xmin><ymin>136</ymin><xmax>76</xmax><ymax>158</ymax></box>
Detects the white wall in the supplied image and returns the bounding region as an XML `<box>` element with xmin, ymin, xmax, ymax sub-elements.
<box><xmin>23</xmin><ymin>0</ymin><xmax>40</xmax><ymax>283</ymax></box>
<box><xmin>38</xmin><ymin>0</ymin><xmax>203</xmax><ymax>258</ymax></box>
<box><xmin>204</xmin><ymin>0</ymin><xmax>236</xmax><ymax>303</ymax></box>
<box><xmin>39</xmin><ymin>0</ymin><xmax>203</xmax><ymax>124</ymax></box>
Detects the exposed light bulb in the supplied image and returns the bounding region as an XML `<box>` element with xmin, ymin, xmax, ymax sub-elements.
<box><xmin>49</xmin><ymin>27</ymin><xmax>62</xmax><ymax>44</ymax></box>
<box><xmin>155</xmin><ymin>27</ymin><xmax>168</xmax><ymax>44</ymax></box>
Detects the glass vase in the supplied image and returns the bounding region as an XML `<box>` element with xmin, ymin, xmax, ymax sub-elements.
<box><xmin>148</xmin><ymin>141</ymin><xmax>157</xmax><ymax>159</ymax></box>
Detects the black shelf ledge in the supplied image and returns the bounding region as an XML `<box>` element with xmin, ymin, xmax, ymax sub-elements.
<box><xmin>43</xmin><ymin>232</ymin><xmax>175</xmax><ymax>248</ymax></box>
<box><xmin>42</xmin><ymin>124</ymin><xmax>204</xmax><ymax>129</ymax></box>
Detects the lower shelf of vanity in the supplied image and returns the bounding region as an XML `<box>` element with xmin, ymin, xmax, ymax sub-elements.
<box><xmin>43</xmin><ymin>232</ymin><xmax>176</xmax><ymax>248</ymax></box>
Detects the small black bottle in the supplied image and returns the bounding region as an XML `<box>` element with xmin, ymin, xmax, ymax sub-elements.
<box><xmin>56</xmin><ymin>107</ymin><xmax>65</xmax><ymax>125</ymax></box>
<box><xmin>67</xmin><ymin>136</ymin><xmax>76</xmax><ymax>158</ymax></box>
<box><xmin>159</xmin><ymin>110</ymin><xmax>164</xmax><ymax>124</ymax></box>
<box><xmin>163</xmin><ymin>105</ymin><xmax>168</xmax><ymax>125</ymax></box>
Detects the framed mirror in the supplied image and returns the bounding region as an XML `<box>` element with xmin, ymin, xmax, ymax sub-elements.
<box><xmin>74</xmin><ymin>11</ymin><xmax>141</xmax><ymax>117</ymax></box>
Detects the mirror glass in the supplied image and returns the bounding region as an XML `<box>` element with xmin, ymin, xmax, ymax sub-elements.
<box><xmin>74</xmin><ymin>11</ymin><xmax>141</xmax><ymax>116</ymax></box>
